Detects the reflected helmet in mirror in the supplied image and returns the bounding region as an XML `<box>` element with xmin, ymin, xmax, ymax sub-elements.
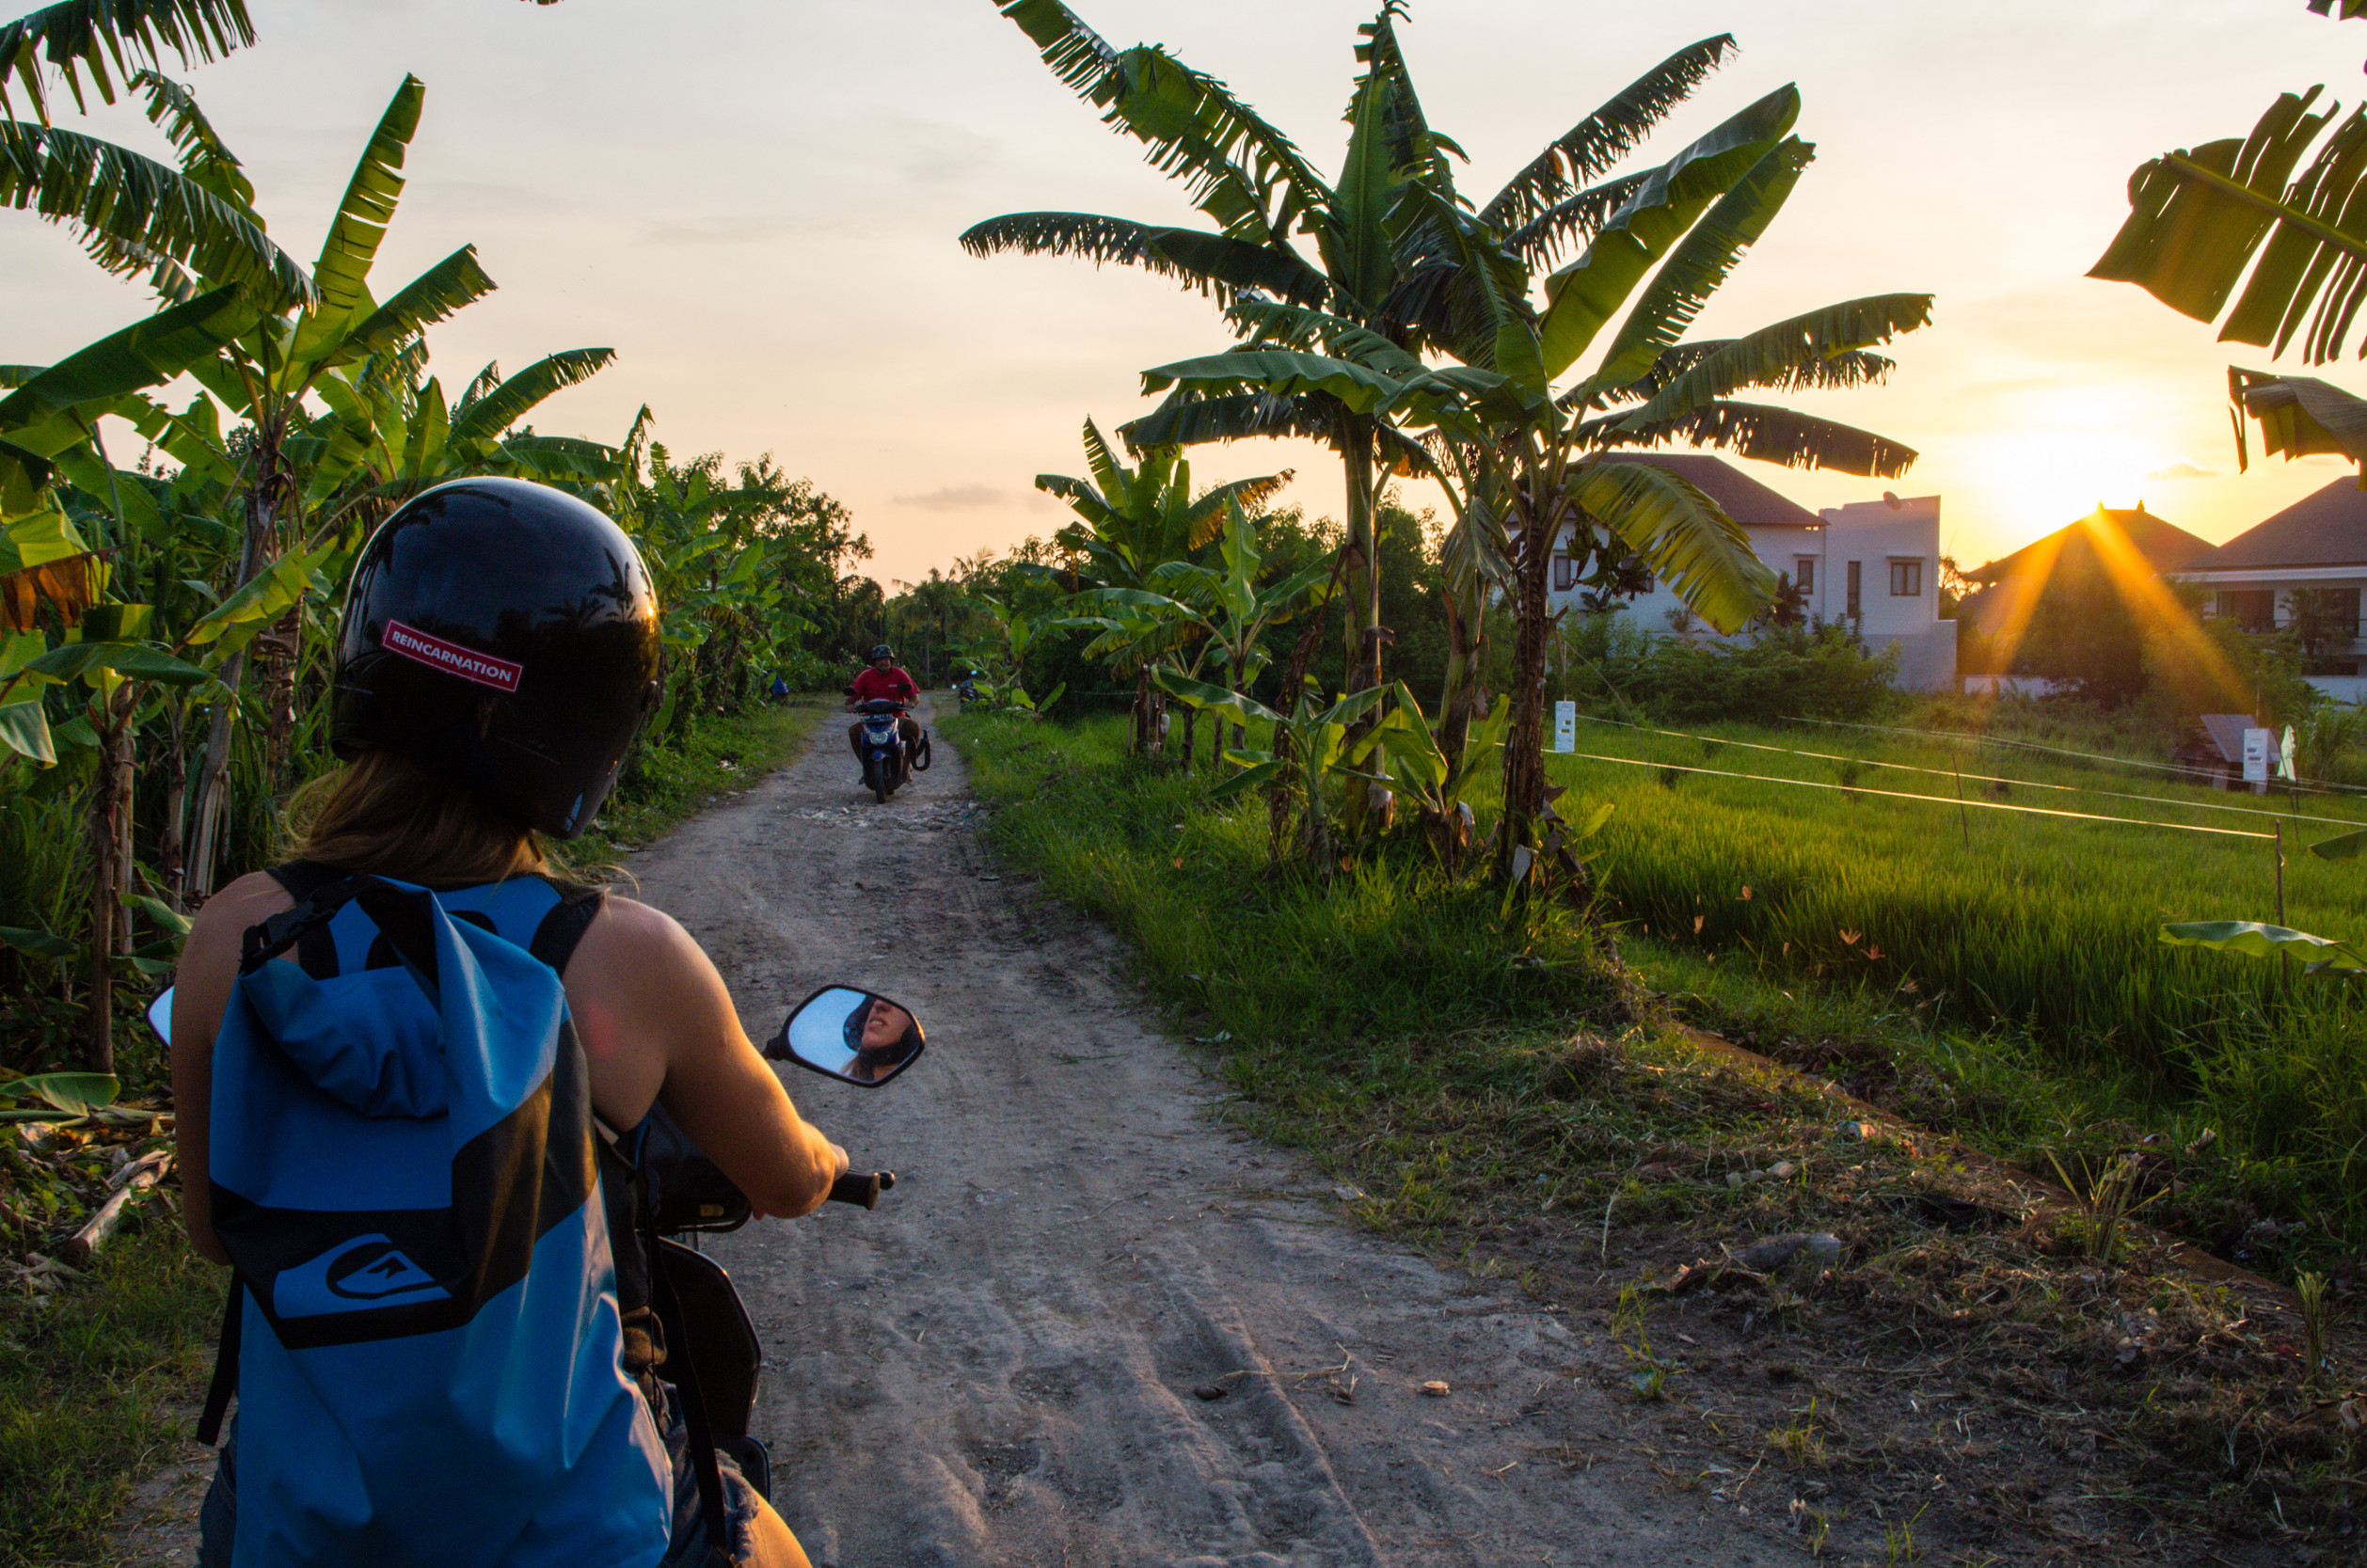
<box><xmin>331</xmin><ymin>477</ymin><xmax>663</xmax><ymax>839</ymax></box>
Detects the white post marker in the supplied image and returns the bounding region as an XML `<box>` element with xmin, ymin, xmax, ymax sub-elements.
<box><xmin>2243</xmin><ymin>727</ymin><xmax>2271</xmax><ymax>785</ymax></box>
<box><xmin>1553</xmin><ymin>701</ymin><xmax>1577</xmax><ymax>753</ymax></box>
<box><xmin>2281</xmin><ymin>724</ymin><xmax>2297</xmax><ymax>781</ymax></box>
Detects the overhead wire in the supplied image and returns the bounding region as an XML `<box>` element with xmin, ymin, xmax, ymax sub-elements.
<box><xmin>1797</xmin><ymin>714</ymin><xmax>2367</xmax><ymax>798</ymax></box>
<box><xmin>1561</xmin><ymin>750</ymin><xmax>2280</xmax><ymax>840</ymax></box>
<box><xmin>1571</xmin><ymin>712</ymin><xmax>2367</xmax><ymax>832</ymax></box>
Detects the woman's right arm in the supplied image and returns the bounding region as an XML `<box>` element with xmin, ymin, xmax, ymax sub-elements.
<box><xmin>566</xmin><ymin>896</ymin><xmax>847</xmax><ymax>1217</ymax></box>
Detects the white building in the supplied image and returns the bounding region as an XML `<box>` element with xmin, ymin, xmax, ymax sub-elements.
<box><xmin>2176</xmin><ymin>478</ymin><xmax>2367</xmax><ymax>703</ymax></box>
<box><xmin>1543</xmin><ymin>454</ymin><xmax>1953</xmax><ymax>691</ymax></box>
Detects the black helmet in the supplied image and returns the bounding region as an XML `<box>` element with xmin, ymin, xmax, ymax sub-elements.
<box><xmin>867</xmin><ymin>644</ymin><xmax>894</xmax><ymax>662</ymax></box>
<box><xmin>331</xmin><ymin>477</ymin><xmax>662</xmax><ymax>839</ymax></box>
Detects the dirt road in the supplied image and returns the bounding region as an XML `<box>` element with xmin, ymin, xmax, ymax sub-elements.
<box><xmin>649</xmin><ymin>705</ymin><xmax>1775</xmax><ymax>1568</ymax></box>
<box><xmin>106</xmin><ymin>705</ymin><xmax>1788</xmax><ymax>1567</ymax></box>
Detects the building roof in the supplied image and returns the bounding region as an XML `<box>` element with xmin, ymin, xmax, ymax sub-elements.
<box><xmin>2182</xmin><ymin>477</ymin><xmax>2367</xmax><ymax>571</ymax></box>
<box><xmin>2198</xmin><ymin>714</ymin><xmax>2261</xmax><ymax>765</ymax></box>
<box><xmin>1597</xmin><ymin>452</ymin><xmax>1821</xmax><ymax>531</ymax></box>
<box><xmin>1966</xmin><ymin>504</ymin><xmax>2208</xmax><ymax>586</ymax></box>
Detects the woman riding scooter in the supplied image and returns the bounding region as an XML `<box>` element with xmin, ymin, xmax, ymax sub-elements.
<box><xmin>843</xmin><ymin>644</ymin><xmax>921</xmax><ymax>785</ymax></box>
<box><xmin>169</xmin><ymin>478</ymin><xmax>842</xmax><ymax>1567</ymax></box>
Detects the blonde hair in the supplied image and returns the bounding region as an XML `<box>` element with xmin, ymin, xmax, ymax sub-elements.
<box><xmin>285</xmin><ymin>749</ymin><xmax>570</xmax><ymax>888</ymax></box>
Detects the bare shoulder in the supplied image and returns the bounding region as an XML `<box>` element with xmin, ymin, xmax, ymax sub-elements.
<box><xmin>181</xmin><ymin>872</ymin><xmax>295</xmax><ymax>972</ymax></box>
<box><xmin>573</xmin><ymin>893</ymin><xmax>700</xmax><ymax>967</ymax></box>
<box><xmin>567</xmin><ymin>894</ymin><xmax>723</xmax><ymax>1009</ymax></box>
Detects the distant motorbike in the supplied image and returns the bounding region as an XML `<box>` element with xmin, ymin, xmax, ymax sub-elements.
<box><xmin>850</xmin><ymin>697</ymin><xmax>924</xmax><ymax>804</ymax></box>
<box><xmin>951</xmin><ymin>673</ymin><xmax>981</xmax><ymax>711</ymax></box>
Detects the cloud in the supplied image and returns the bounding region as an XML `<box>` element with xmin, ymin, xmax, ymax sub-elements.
<box><xmin>2147</xmin><ymin>461</ymin><xmax>2228</xmax><ymax>481</ymax></box>
<box><xmin>893</xmin><ymin>483</ymin><xmax>1007</xmax><ymax>511</ymax></box>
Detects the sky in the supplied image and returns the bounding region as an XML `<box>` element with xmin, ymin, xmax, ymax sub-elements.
<box><xmin>7</xmin><ymin>0</ymin><xmax>2366</xmax><ymax>588</ymax></box>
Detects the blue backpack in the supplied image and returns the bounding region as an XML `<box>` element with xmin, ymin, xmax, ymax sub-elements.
<box><xmin>200</xmin><ymin>870</ymin><xmax>671</xmax><ymax>1568</ymax></box>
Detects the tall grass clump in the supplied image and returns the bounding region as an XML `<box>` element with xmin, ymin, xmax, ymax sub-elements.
<box><xmin>956</xmin><ymin>712</ymin><xmax>1628</xmax><ymax>1046</ymax></box>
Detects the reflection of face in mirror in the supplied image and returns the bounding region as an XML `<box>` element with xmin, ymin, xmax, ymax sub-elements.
<box><xmin>777</xmin><ymin>987</ymin><xmax>924</xmax><ymax>1085</ymax></box>
<box><xmin>846</xmin><ymin>998</ymin><xmax>915</xmax><ymax>1083</ymax></box>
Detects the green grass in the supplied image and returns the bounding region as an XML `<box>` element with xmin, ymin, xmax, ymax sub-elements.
<box><xmin>950</xmin><ymin>708</ymin><xmax>2366</xmax><ymax>1273</ymax></box>
<box><xmin>1547</xmin><ymin>714</ymin><xmax>2367</xmax><ymax>1258</ymax></box>
<box><xmin>947</xmin><ymin>710</ymin><xmax>1875</xmax><ymax>1238</ymax></box>
<box><xmin>0</xmin><ymin>1225</ymin><xmax>223</xmax><ymax>1568</ymax></box>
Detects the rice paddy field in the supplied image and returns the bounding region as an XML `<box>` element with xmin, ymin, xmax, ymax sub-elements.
<box><xmin>1552</xmin><ymin>713</ymin><xmax>2367</xmax><ymax>1239</ymax></box>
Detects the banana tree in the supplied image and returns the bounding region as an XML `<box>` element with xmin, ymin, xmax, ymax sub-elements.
<box><xmin>1153</xmin><ymin>667</ymin><xmax>1389</xmax><ymax>870</ymax></box>
<box><xmin>1033</xmin><ymin>417</ymin><xmax>1286</xmax><ymax>751</ymax></box>
<box><xmin>969</xmin><ymin>4</ymin><xmax>1715</xmax><ymax>703</ymax></box>
<box><xmin>1145</xmin><ymin>73</ymin><xmax>1930</xmax><ymax>881</ymax></box>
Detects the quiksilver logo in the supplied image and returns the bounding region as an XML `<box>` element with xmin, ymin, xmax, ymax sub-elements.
<box><xmin>384</xmin><ymin>620</ymin><xmax>522</xmax><ymax>693</ymax></box>
<box><xmin>273</xmin><ymin>1233</ymin><xmax>453</xmax><ymax>1320</ymax></box>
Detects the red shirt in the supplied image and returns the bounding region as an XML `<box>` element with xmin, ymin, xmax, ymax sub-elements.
<box><xmin>850</xmin><ymin>666</ymin><xmax>917</xmax><ymax>704</ymax></box>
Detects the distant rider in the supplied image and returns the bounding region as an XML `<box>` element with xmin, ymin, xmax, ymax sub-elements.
<box><xmin>844</xmin><ymin>645</ymin><xmax>922</xmax><ymax>784</ymax></box>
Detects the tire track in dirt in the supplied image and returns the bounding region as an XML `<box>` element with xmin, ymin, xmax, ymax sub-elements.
<box><xmin>639</xmin><ymin>702</ymin><xmax>1780</xmax><ymax>1568</ymax></box>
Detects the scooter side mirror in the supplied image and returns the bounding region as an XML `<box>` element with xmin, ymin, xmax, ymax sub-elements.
<box><xmin>766</xmin><ymin>986</ymin><xmax>925</xmax><ymax>1086</ymax></box>
<box><xmin>147</xmin><ymin>986</ymin><xmax>174</xmax><ymax>1048</ymax></box>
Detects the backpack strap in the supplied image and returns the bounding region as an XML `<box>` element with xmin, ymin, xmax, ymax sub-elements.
<box><xmin>265</xmin><ymin>862</ymin><xmax>348</xmax><ymax>979</ymax></box>
<box><xmin>643</xmin><ymin>1207</ymin><xmax>731</xmax><ymax>1566</ymax></box>
<box><xmin>197</xmin><ymin>1274</ymin><xmax>242</xmax><ymax>1446</ymax></box>
<box><xmin>526</xmin><ymin>879</ymin><xmax>606</xmax><ymax>974</ymax></box>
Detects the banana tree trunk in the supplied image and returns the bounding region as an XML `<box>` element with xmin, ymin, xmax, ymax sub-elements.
<box><xmin>1341</xmin><ymin>422</ymin><xmax>1383</xmax><ymax>694</ymax></box>
<box><xmin>1437</xmin><ymin>573</ymin><xmax>1485</xmax><ymax>776</ymax></box>
<box><xmin>187</xmin><ymin>482</ymin><xmax>277</xmax><ymax>898</ymax></box>
<box><xmin>160</xmin><ymin>702</ymin><xmax>187</xmax><ymax>908</ymax></box>
<box><xmin>1497</xmin><ymin>483</ymin><xmax>1565</xmax><ymax>883</ymax></box>
<box><xmin>80</xmin><ymin>707</ymin><xmax>131</xmax><ymax>1072</ymax></box>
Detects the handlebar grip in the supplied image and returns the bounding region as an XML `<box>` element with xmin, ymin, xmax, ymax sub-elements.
<box><xmin>827</xmin><ymin>1170</ymin><xmax>896</xmax><ymax>1210</ymax></box>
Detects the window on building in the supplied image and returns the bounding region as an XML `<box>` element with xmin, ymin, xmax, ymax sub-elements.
<box><xmin>1793</xmin><ymin>557</ymin><xmax>1815</xmax><ymax>594</ymax></box>
<box><xmin>2216</xmin><ymin>589</ymin><xmax>2276</xmax><ymax>631</ymax></box>
<box><xmin>1888</xmin><ymin>559</ymin><xmax>1922</xmax><ymax>597</ymax></box>
<box><xmin>1845</xmin><ymin>561</ymin><xmax>1861</xmax><ymax>618</ymax></box>
<box><xmin>1552</xmin><ymin>553</ymin><xmax>1576</xmax><ymax>592</ymax></box>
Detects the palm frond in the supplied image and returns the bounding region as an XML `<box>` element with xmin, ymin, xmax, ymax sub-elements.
<box><xmin>131</xmin><ymin>68</ymin><xmax>249</xmax><ymax>207</ymax></box>
<box><xmin>1225</xmin><ymin>295</ymin><xmax>1424</xmax><ymax>377</ymax></box>
<box><xmin>958</xmin><ymin>211</ymin><xmax>1326</xmax><ymax>304</ymax></box>
<box><xmin>2229</xmin><ymin>364</ymin><xmax>2367</xmax><ymax>467</ymax></box>
<box><xmin>1536</xmin><ymin>86</ymin><xmax>1801</xmax><ymax>382</ymax></box>
<box><xmin>0</xmin><ymin>119</ymin><xmax>310</xmax><ymax>307</ymax></box>
<box><xmin>1184</xmin><ymin>468</ymin><xmax>1292</xmax><ymax>546</ymax></box>
<box><xmin>1606</xmin><ymin>294</ymin><xmax>1931</xmax><ymax>423</ymax></box>
<box><xmin>1590</xmin><ymin>341</ymin><xmax>1893</xmax><ymax>410</ymax></box>
<box><xmin>294</xmin><ymin>73</ymin><xmax>424</xmax><ymax>356</ymax></box>
<box><xmin>448</xmin><ymin>346</ymin><xmax>613</xmax><ymax>443</ymax></box>
<box><xmin>1501</xmin><ymin>172</ymin><xmax>1648</xmax><ymax>270</ymax></box>
<box><xmin>332</xmin><ymin>245</ymin><xmax>496</xmax><ymax>368</ymax></box>
<box><xmin>991</xmin><ymin>0</ymin><xmax>1331</xmax><ymax>243</ymax></box>
<box><xmin>1593</xmin><ymin>399</ymin><xmax>1918</xmax><ymax>479</ymax></box>
<box><xmin>1589</xmin><ymin>137</ymin><xmax>1815</xmax><ymax>388</ymax></box>
<box><xmin>454</xmin><ymin>358</ymin><xmax>500</xmax><ymax>416</ymax></box>
<box><xmin>1351</xmin><ymin>8</ymin><xmax>1464</xmax><ymax>197</ymax></box>
<box><xmin>1385</xmin><ymin>182</ymin><xmax>1539</xmax><ymax>378</ymax></box>
<box><xmin>0</xmin><ymin>0</ymin><xmax>254</xmax><ymax>123</ymax></box>
<box><xmin>0</xmin><ymin>281</ymin><xmax>255</xmax><ymax>455</ymax></box>
<box><xmin>1570</xmin><ymin>456</ymin><xmax>1773</xmax><ymax>633</ymax></box>
<box><xmin>2090</xmin><ymin>88</ymin><xmax>2367</xmax><ymax>364</ymax></box>
<box><xmin>1477</xmin><ymin>36</ymin><xmax>1735</xmax><ymax>232</ymax></box>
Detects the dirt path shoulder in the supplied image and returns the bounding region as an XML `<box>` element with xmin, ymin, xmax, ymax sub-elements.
<box><xmin>646</xmin><ymin>705</ymin><xmax>1791</xmax><ymax>1568</ymax></box>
